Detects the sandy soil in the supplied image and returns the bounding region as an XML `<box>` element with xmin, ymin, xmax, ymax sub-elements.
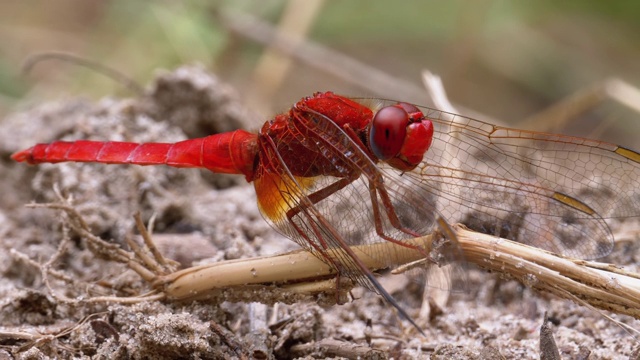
<box><xmin>1</xmin><ymin>65</ymin><xmax>639</xmax><ymax>359</ymax></box>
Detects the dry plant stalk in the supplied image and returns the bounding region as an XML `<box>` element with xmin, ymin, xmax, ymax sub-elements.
<box><xmin>156</xmin><ymin>234</ymin><xmax>427</xmax><ymax>302</ymax></box>
<box><xmin>456</xmin><ymin>227</ymin><xmax>640</xmax><ymax>318</ymax></box>
<box><xmin>156</xmin><ymin>224</ymin><xmax>640</xmax><ymax>320</ymax></box>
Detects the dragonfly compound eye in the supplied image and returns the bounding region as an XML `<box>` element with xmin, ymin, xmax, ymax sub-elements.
<box><xmin>396</xmin><ymin>102</ymin><xmax>421</xmax><ymax>119</ymax></box>
<box><xmin>369</xmin><ymin>105</ymin><xmax>409</xmax><ymax>160</ymax></box>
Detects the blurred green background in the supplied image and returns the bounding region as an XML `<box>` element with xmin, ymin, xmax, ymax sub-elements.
<box><xmin>1</xmin><ymin>0</ymin><xmax>639</xmax><ymax>147</ymax></box>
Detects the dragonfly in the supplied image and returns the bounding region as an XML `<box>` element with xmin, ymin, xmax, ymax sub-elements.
<box><xmin>12</xmin><ymin>91</ymin><xmax>640</xmax><ymax>334</ymax></box>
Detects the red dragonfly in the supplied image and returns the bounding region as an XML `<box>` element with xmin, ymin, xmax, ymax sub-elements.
<box><xmin>12</xmin><ymin>91</ymin><xmax>640</xmax><ymax>333</ymax></box>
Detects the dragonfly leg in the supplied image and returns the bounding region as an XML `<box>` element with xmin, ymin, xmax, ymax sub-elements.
<box><xmin>337</xmin><ymin>122</ymin><xmax>429</xmax><ymax>256</ymax></box>
<box><xmin>338</xmin><ymin>123</ymin><xmax>429</xmax><ymax>255</ymax></box>
<box><xmin>285</xmin><ymin>175</ymin><xmax>358</xmax><ymax>251</ymax></box>
<box><xmin>283</xmin><ymin>178</ymin><xmax>426</xmax><ymax>334</ymax></box>
<box><xmin>366</xmin><ymin>178</ymin><xmax>431</xmax><ymax>258</ymax></box>
<box><xmin>282</xmin><ymin>172</ymin><xmax>411</xmax><ymax>288</ymax></box>
<box><xmin>260</xmin><ymin>135</ymin><xmax>362</xmax><ymax>277</ymax></box>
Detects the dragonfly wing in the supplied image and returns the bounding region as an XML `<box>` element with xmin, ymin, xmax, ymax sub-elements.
<box><xmin>408</xmin><ymin>105</ymin><xmax>640</xmax><ymax>259</ymax></box>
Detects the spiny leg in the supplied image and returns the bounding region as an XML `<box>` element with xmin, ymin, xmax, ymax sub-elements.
<box><xmin>284</xmin><ymin>180</ymin><xmax>426</xmax><ymax>335</ymax></box>
<box><xmin>366</xmin><ymin>175</ymin><xmax>430</xmax><ymax>258</ymax></box>
<box><xmin>339</xmin><ymin>122</ymin><xmax>429</xmax><ymax>255</ymax></box>
<box><xmin>285</xmin><ymin>174</ymin><xmax>358</xmax><ymax>250</ymax></box>
<box><xmin>285</xmin><ymin>175</ymin><xmax>359</xmax><ymax>283</ymax></box>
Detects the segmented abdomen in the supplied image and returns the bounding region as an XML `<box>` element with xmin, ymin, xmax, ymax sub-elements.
<box><xmin>12</xmin><ymin>129</ymin><xmax>260</xmax><ymax>180</ymax></box>
<box><xmin>12</xmin><ymin>140</ymin><xmax>201</xmax><ymax>167</ymax></box>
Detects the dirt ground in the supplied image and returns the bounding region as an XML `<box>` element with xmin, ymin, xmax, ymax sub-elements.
<box><xmin>1</xmin><ymin>65</ymin><xmax>639</xmax><ymax>359</ymax></box>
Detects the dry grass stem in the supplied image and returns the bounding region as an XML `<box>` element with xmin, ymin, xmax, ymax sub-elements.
<box><xmin>159</xmin><ymin>234</ymin><xmax>429</xmax><ymax>301</ymax></box>
<box><xmin>218</xmin><ymin>10</ymin><xmax>429</xmax><ymax>106</ymax></box>
<box><xmin>158</xmin><ymin>225</ymin><xmax>640</xmax><ymax>322</ymax></box>
<box><xmin>248</xmin><ymin>0</ymin><xmax>325</xmax><ymax>114</ymax></box>
<box><xmin>520</xmin><ymin>78</ymin><xmax>640</xmax><ymax>133</ymax></box>
<box><xmin>455</xmin><ymin>226</ymin><xmax>640</xmax><ymax>319</ymax></box>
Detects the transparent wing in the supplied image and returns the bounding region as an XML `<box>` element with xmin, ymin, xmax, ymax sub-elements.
<box><xmin>401</xmin><ymin>104</ymin><xmax>640</xmax><ymax>259</ymax></box>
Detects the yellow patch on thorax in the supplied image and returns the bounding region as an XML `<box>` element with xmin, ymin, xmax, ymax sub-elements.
<box><xmin>254</xmin><ymin>172</ymin><xmax>316</xmax><ymax>222</ymax></box>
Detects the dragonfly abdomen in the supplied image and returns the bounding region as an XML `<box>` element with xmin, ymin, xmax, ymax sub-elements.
<box><xmin>11</xmin><ymin>130</ymin><xmax>260</xmax><ymax>180</ymax></box>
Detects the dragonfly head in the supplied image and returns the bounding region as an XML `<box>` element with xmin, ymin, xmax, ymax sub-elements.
<box><xmin>369</xmin><ymin>102</ymin><xmax>434</xmax><ymax>171</ymax></box>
